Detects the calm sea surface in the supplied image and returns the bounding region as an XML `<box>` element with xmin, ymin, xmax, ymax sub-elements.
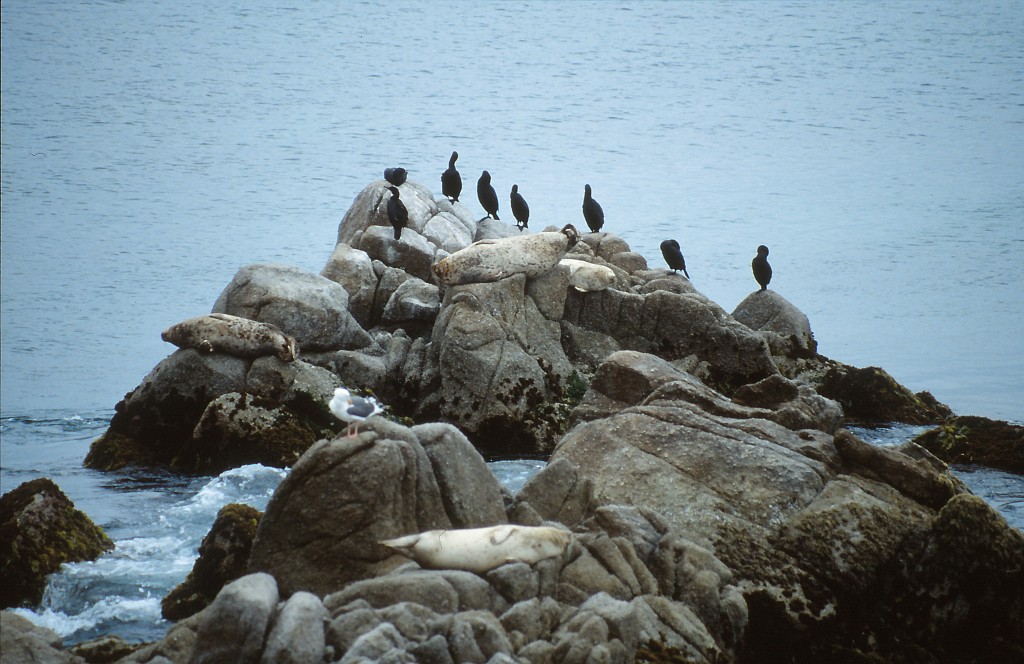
<box><xmin>1</xmin><ymin>0</ymin><xmax>1022</xmax><ymax>645</ymax></box>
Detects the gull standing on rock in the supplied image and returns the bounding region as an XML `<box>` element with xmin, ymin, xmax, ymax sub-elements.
<box><xmin>386</xmin><ymin>186</ymin><xmax>408</xmax><ymax>241</ymax></box>
<box><xmin>510</xmin><ymin>184</ymin><xmax>530</xmax><ymax>231</ymax></box>
<box><xmin>660</xmin><ymin>239</ymin><xmax>690</xmax><ymax>278</ymax></box>
<box><xmin>582</xmin><ymin>184</ymin><xmax>604</xmax><ymax>233</ymax></box>
<box><xmin>477</xmin><ymin>170</ymin><xmax>500</xmax><ymax>221</ymax></box>
<box><xmin>329</xmin><ymin>388</ymin><xmax>383</xmax><ymax>438</ymax></box>
<box><xmin>442</xmin><ymin>151</ymin><xmax>462</xmax><ymax>203</ymax></box>
<box><xmin>752</xmin><ymin>245</ymin><xmax>772</xmax><ymax>291</ymax></box>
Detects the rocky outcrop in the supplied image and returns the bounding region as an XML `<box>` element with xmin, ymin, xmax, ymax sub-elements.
<box><xmin>912</xmin><ymin>415</ymin><xmax>1024</xmax><ymax>474</ymax></box>
<box><xmin>85</xmin><ymin>352</ymin><xmax>342</xmax><ymax>474</ymax></box>
<box><xmin>510</xmin><ymin>350</ymin><xmax>1020</xmax><ymax>664</ymax></box>
<box><xmin>161</xmin><ymin>503</ymin><xmax>262</xmax><ymax>621</ymax></box>
<box><xmin>0</xmin><ymin>478</ymin><xmax>113</xmax><ymax>609</ymax></box>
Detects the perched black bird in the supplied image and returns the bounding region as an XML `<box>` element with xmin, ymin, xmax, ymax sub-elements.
<box><xmin>510</xmin><ymin>184</ymin><xmax>530</xmax><ymax>231</ymax></box>
<box><xmin>477</xmin><ymin>170</ymin><xmax>500</xmax><ymax>221</ymax></box>
<box><xmin>660</xmin><ymin>239</ymin><xmax>690</xmax><ymax>278</ymax></box>
<box><xmin>441</xmin><ymin>151</ymin><xmax>462</xmax><ymax>203</ymax></box>
<box><xmin>752</xmin><ymin>245</ymin><xmax>772</xmax><ymax>291</ymax></box>
<box><xmin>384</xmin><ymin>167</ymin><xmax>407</xmax><ymax>186</ymax></box>
<box><xmin>386</xmin><ymin>186</ymin><xmax>408</xmax><ymax>241</ymax></box>
<box><xmin>582</xmin><ymin>184</ymin><xmax>604</xmax><ymax>233</ymax></box>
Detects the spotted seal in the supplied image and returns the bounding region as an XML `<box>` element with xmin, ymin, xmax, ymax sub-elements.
<box><xmin>161</xmin><ymin>313</ymin><xmax>299</xmax><ymax>362</ymax></box>
<box><xmin>433</xmin><ymin>223</ymin><xmax>580</xmax><ymax>286</ymax></box>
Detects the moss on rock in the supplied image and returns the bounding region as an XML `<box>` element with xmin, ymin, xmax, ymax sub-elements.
<box><xmin>912</xmin><ymin>415</ymin><xmax>1024</xmax><ymax>474</ymax></box>
<box><xmin>161</xmin><ymin>503</ymin><xmax>262</xmax><ymax>621</ymax></box>
<box><xmin>0</xmin><ymin>478</ymin><xmax>113</xmax><ymax>609</ymax></box>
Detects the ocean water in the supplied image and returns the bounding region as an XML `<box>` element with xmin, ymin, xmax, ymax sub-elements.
<box><xmin>2</xmin><ymin>0</ymin><xmax>1022</xmax><ymax>647</ymax></box>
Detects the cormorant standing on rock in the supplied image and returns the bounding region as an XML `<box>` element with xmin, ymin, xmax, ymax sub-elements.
<box><xmin>477</xmin><ymin>170</ymin><xmax>499</xmax><ymax>221</ymax></box>
<box><xmin>752</xmin><ymin>245</ymin><xmax>772</xmax><ymax>291</ymax></box>
<box><xmin>660</xmin><ymin>239</ymin><xmax>689</xmax><ymax>278</ymax></box>
<box><xmin>442</xmin><ymin>151</ymin><xmax>461</xmax><ymax>203</ymax></box>
<box><xmin>510</xmin><ymin>184</ymin><xmax>529</xmax><ymax>231</ymax></box>
<box><xmin>386</xmin><ymin>186</ymin><xmax>408</xmax><ymax>241</ymax></box>
<box><xmin>582</xmin><ymin>184</ymin><xmax>604</xmax><ymax>233</ymax></box>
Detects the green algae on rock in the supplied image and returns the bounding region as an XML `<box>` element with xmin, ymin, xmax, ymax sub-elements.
<box><xmin>0</xmin><ymin>478</ymin><xmax>113</xmax><ymax>609</ymax></box>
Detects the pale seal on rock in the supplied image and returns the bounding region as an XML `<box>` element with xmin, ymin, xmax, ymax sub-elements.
<box><xmin>380</xmin><ymin>525</ymin><xmax>573</xmax><ymax>574</ymax></box>
<box><xmin>161</xmin><ymin>313</ymin><xmax>299</xmax><ymax>362</ymax></box>
<box><xmin>558</xmin><ymin>258</ymin><xmax>616</xmax><ymax>292</ymax></box>
<box><xmin>433</xmin><ymin>223</ymin><xmax>581</xmax><ymax>286</ymax></box>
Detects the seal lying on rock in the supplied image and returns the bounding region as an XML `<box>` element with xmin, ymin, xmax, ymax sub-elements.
<box><xmin>161</xmin><ymin>313</ymin><xmax>299</xmax><ymax>362</ymax></box>
<box><xmin>559</xmin><ymin>258</ymin><xmax>616</xmax><ymax>292</ymax></box>
<box><xmin>433</xmin><ymin>224</ymin><xmax>581</xmax><ymax>286</ymax></box>
<box><xmin>380</xmin><ymin>525</ymin><xmax>573</xmax><ymax>574</ymax></box>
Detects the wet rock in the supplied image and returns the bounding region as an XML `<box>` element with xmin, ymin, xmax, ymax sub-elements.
<box><xmin>815</xmin><ymin>363</ymin><xmax>952</xmax><ymax>425</ymax></box>
<box><xmin>162</xmin><ymin>503</ymin><xmax>262</xmax><ymax>621</ymax></box>
<box><xmin>912</xmin><ymin>415</ymin><xmax>1024</xmax><ymax>474</ymax></box>
<box><xmin>85</xmin><ymin>352</ymin><xmax>340</xmax><ymax>473</ymax></box>
<box><xmin>0</xmin><ymin>478</ymin><xmax>113</xmax><ymax>609</ymax></box>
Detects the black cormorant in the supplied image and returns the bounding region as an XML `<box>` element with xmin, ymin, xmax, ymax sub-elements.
<box><xmin>386</xmin><ymin>186</ymin><xmax>408</xmax><ymax>241</ymax></box>
<box><xmin>384</xmin><ymin>167</ymin><xmax>407</xmax><ymax>186</ymax></box>
<box><xmin>752</xmin><ymin>245</ymin><xmax>772</xmax><ymax>291</ymax></box>
<box><xmin>477</xmin><ymin>170</ymin><xmax>499</xmax><ymax>221</ymax></box>
<box><xmin>441</xmin><ymin>151</ymin><xmax>461</xmax><ymax>203</ymax></box>
<box><xmin>660</xmin><ymin>239</ymin><xmax>689</xmax><ymax>278</ymax></box>
<box><xmin>510</xmin><ymin>184</ymin><xmax>530</xmax><ymax>231</ymax></box>
<box><xmin>582</xmin><ymin>184</ymin><xmax>604</xmax><ymax>233</ymax></box>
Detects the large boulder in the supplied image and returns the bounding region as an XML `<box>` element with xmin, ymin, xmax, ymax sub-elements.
<box><xmin>731</xmin><ymin>289</ymin><xmax>818</xmax><ymax>370</ymax></box>
<box><xmin>0</xmin><ymin>479</ymin><xmax>113</xmax><ymax>609</ymax></box>
<box><xmin>562</xmin><ymin>287</ymin><xmax>777</xmax><ymax>392</ymax></box>
<box><xmin>247</xmin><ymin>419</ymin><xmax>506</xmax><ymax>597</ymax></box>
<box><xmin>212</xmin><ymin>263</ymin><xmax>372</xmax><ymax>353</ymax></box>
<box><xmin>336</xmin><ymin>179</ymin><xmax>439</xmax><ymax>247</ymax></box>
<box><xmin>85</xmin><ymin>352</ymin><xmax>342</xmax><ymax>473</ymax></box>
<box><xmin>421</xmin><ymin>273</ymin><xmax>576</xmax><ymax>454</ymax></box>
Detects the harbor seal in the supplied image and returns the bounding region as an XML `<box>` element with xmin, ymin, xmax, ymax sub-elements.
<box><xmin>161</xmin><ymin>313</ymin><xmax>299</xmax><ymax>362</ymax></box>
<box><xmin>559</xmin><ymin>258</ymin><xmax>616</xmax><ymax>292</ymax></box>
<box><xmin>380</xmin><ymin>525</ymin><xmax>573</xmax><ymax>574</ymax></box>
<box><xmin>433</xmin><ymin>224</ymin><xmax>581</xmax><ymax>286</ymax></box>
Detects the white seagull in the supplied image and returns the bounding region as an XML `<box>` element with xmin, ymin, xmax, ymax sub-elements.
<box><xmin>329</xmin><ymin>387</ymin><xmax>383</xmax><ymax>438</ymax></box>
